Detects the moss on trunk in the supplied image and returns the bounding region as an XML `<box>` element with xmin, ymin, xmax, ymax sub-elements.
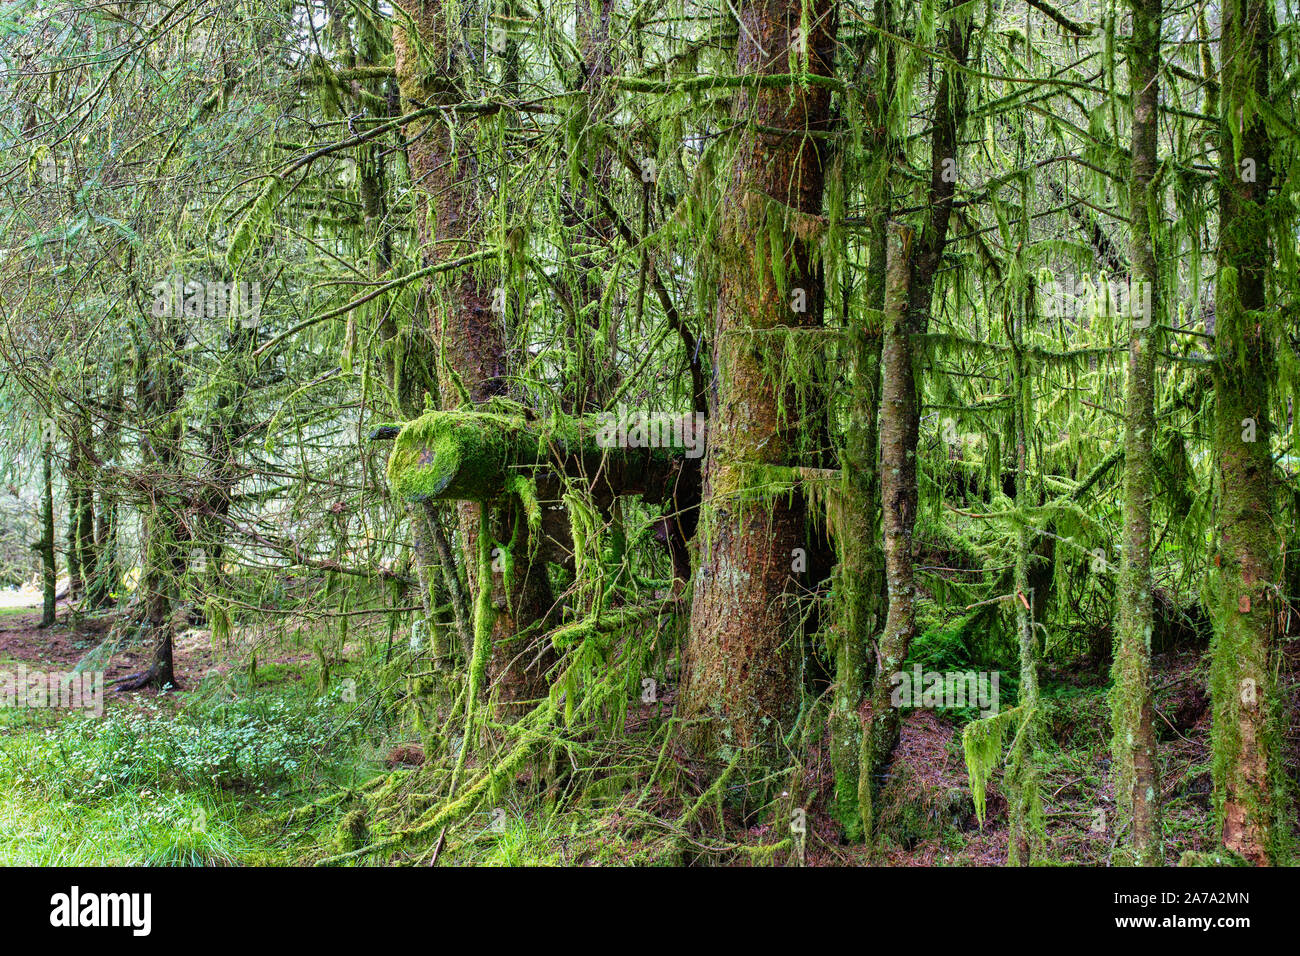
<box><xmin>678</xmin><ymin>0</ymin><xmax>836</xmax><ymax>778</ymax></box>
<box><xmin>1209</xmin><ymin>0</ymin><xmax>1282</xmax><ymax>867</ymax></box>
<box><xmin>1111</xmin><ymin>0</ymin><xmax>1163</xmax><ymax>867</ymax></box>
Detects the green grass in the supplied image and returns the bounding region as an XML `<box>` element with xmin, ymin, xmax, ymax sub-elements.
<box><xmin>0</xmin><ymin>658</ymin><xmax>376</xmax><ymax>865</ymax></box>
<box><xmin>0</xmin><ymin>778</ymin><xmax>267</xmax><ymax>865</ymax></box>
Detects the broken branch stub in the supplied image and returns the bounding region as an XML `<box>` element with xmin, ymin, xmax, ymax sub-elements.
<box><xmin>376</xmin><ymin>408</ymin><xmax>704</xmax><ymax>506</ymax></box>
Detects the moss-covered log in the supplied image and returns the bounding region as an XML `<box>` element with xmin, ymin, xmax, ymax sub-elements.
<box><xmin>379</xmin><ymin>408</ymin><xmax>702</xmax><ymax>509</ymax></box>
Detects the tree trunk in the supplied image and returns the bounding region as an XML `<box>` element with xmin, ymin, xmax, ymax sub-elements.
<box><xmin>1007</xmin><ymin>311</ymin><xmax>1043</xmax><ymax>866</ymax></box>
<box><xmin>393</xmin><ymin>0</ymin><xmax>555</xmax><ymax>715</ymax></box>
<box><xmin>75</xmin><ymin>464</ymin><xmax>96</xmax><ymax>601</ymax></box>
<box><xmin>860</xmin><ymin>7</ymin><xmax>970</xmax><ymax>832</ymax></box>
<box><xmin>64</xmin><ymin>433</ymin><xmax>83</xmax><ymax>602</ymax></box>
<box><xmin>830</xmin><ymin>218</ymin><xmax>885</xmax><ymax>841</ymax></box>
<box><xmin>87</xmin><ymin>407</ymin><xmax>121</xmax><ymax>609</ymax></box>
<box><xmin>118</xmin><ymin>313</ymin><xmax>187</xmax><ymax>691</ymax></box>
<box><xmin>38</xmin><ymin>438</ymin><xmax>57</xmax><ymax>628</ymax></box>
<box><xmin>1112</xmin><ymin>0</ymin><xmax>1162</xmax><ymax>867</ymax></box>
<box><xmin>562</xmin><ymin>0</ymin><xmax>620</xmax><ymax>413</ymax></box>
<box><xmin>861</xmin><ymin>221</ymin><xmax>915</xmax><ymax>821</ymax></box>
<box><xmin>679</xmin><ymin>0</ymin><xmax>836</xmax><ymax>771</ymax></box>
<box><xmin>831</xmin><ymin>5</ymin><xmax>891</xmax><ymax>841</ymax></box>
<box><xmin>1210</xmin><ymin>0</ymin><xmax>1279</xmax><ymax>866</ymax></box>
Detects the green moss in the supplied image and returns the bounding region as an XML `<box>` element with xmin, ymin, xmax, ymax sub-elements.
<box><xmin>467</xmin><ymin>505</ymin><xmax>496</xmax><ymax>722</ymax></box>
<box><xmin>334</xmin><ymin>808</ymin><xmax>369</xmax><ymax>852</ymax></box>
<box><xmin>875</xmin><ymin>759</ymin><xmax>971</xmax><ymax>850</ymax></box>
<box><xmin>962</xmin><ymin>704</ymin><xmax>1023</xmax><ymax>826</ymax></box>
<box><xmin>386</xmin><ymin>409</ymin><xmax>527</xmax><ymax>503</ymax></box>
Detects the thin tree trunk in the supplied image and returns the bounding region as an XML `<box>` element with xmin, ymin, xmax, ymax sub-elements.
<box><xmin>118</xmin><ymin>314</ymin><xmax>186</xmax><ymax>691</ymax></box>
<box><xmin>830</xmin><ymin>218</ymin><xmax>885</xmax><ymax>842</ymax></box>
<box><xmin>861</xmin><ymin>221</ymin><xmax>914</xmax><ymax>825</ymax></box>
<box><xmin>1007</xmin><ymin>310</ymin><xmax>1043</xmax><ymax>866</ymax></box>
<box><xmin>87</xmin><ymin>407</ymin><xmax>121</xmax><ymax>609</ymax></box>
<box><xmin>75</xmin><ymin>460</ymin><xmax>95</xmax><ymax>601</ymax></box>
<box><xmin>563</xmin><ymin>0</ymin><xmax>620</xmax><ymax>412</ymax></box>
<box><xmin>37</xmin><ymin>438</ymin><xmax>57</xmax><ymax>628</ymax></box>
<box><xmin>393</xmin><ymin>0</ymin><xmax>555</xmax><ymax>715</ymax></box>
<box><xmin>832</xmin><ymin>3</ymin><xmax>891</xmax><ymax>842</ymax></box>
<box><xmin>64</xmin><ymin>433</ymin><xmax>83</xmax><ymax>602</ymax></box>
<box><xmin>860</xmin><ymin>7</ymin><xmax>970</xmax><ymax>832</ymax></box>
<box><xmin>1112</xmin><ymin>0</ymin><xmax>1162</xmax><ymax>866</ymax></box>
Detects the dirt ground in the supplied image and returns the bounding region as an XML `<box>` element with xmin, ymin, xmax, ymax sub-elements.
<box><xmin>0</xmin><ymin>604</ymin><xmax>219</xmax><ymax>692</ymax></box>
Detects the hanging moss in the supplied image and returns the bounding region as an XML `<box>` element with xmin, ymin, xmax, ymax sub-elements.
<box><xmin>206</xmin><ymin>598</ymin><xmax>232</xmax><ymax>649</ymax></box>
<box><xmin>961</xmin><ymin>704</ymin><xmax>1025</xmax><ymax>826</ymax></box>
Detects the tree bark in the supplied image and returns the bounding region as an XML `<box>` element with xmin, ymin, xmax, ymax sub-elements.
<box><xmin>1210</xmin><ymin>0</ymin><xmax>1279</xmax><ymax>866</ymax></box>
<box><xmin>861</xmin><ymin>221</ymin><xmax>915</xmax><ymax>820</ymax></box>
<box><xmin>1112</xmin><ymin>0</ymin><xmax>1162</xmax><ymax>867</ymax></box>
<box><xmin>679</xmin><ymin>0</ymin><xmax>836</xmax><ymax>769</ymax></box>
<box><xmin>860</xmin><ymin>7</ymin><xmax>970</xmax><ymax>832</ymax></box>
<box><xmin>37</xmin><ymin>438</ymin><xmax>57</xmax><ymax>628</ymax></box>
<box><xmin>64</xmin><ymin>431</ymin><xmax>83</xmax><ymax>602</ymax></box>
<box><xmin>830</xmin><ymin>217</ymin><xmax>885</xmax><ymax>842</ymax></box>
<box><xmin>1007</xmin><ymin>308</ymin><xmax>1043</xmax><ymax>866</ymax></box>
<box><xmin>117</xmin><ymin>312</ymin><xmax>187</xmax><ymax>691</ymax></box>
<box><xmin>830</xmin><ymin>2</ymin><xmax>890</xmax><ymax>842</ymax></box>
<box><xmin>393</xmin><ymin>0</ymin><xmax>555</xmax><ymax>715</ymax></box>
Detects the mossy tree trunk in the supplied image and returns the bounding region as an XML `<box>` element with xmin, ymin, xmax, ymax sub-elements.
<box><xmin>87</xmin><ymin>402</ymin><xmax>121</xmax><ymax>610</ymax></box>
<box><xmin>564</xmin><ymin>0</ymin><xmax>621</xmax><ymax>412</ymax></box>
<box><xmin>861</xmin><ymin>221</ymin><xmax>914</xmax><ymax>827</ymax></box>
<box><xmin>75</xmin><ymin>483</ymin><xmax>96</xmax><ymax>605</ymax></box>
<box><xmin>830</xmin><ymin>5</ymin><xmax>890</xmax><ymax>842</ymax></box>
<box><xmin>330</xmin><ymin>4</ymin><xmax>455</xmax><ymax>673</ymax></box>
<box><xmin>79</xmin><ymin>456</ymin><xmax>97</xmax><ymax>603</ymax></box>
<box><xmin>1210</xmin><ymin>0</ymin><xmax>1280</xmax><ymax>866</ymax></box>
<box><xmin>861</xmin><ymin>4</ymin><xmax>970</xmax><ymax>834</ymax></box>
<box><xmin>64</xmin><ymin>426</ymin><xmax>84</xmax><ymax>602</ymax></box>
<box><xmin>679</xmin><ymin>0</ymin><xmax>835</xmax><ymax>769</ymax></box>
<box><xmin>38</xmin><ymin>436</ymin><xmax>57</xmax><ymax>628</ymax></box>
<box><xmin>829</xmin><ymin>220</ymin><xmax>886</xmax><ymax>842</ymax></box>
<box><xmin>393</xmin><ymin>0</ymin><xmax>555</xmax><ymax>714</ymax></box>
<box><xmin>392</xmin><ymin>1</ymin><xmax>506</xmax><ymax>407</ymax></box>
<box><xmin>1007</xmin><ymin>309</ymin><xmax>1043</xmax><ymax>866</ymax></box>
<box><xmin>201</xmin><ymin>327</ymin><xmax>255</xmax><ymax>603</ymax></box>
<box><xmin>64</xmin><ymin>405</ymin><xmax>99</xmax><ymax>607</ymax></box>
<box><xmin>118</xmin><ymin>312</ymin><xmax>188</xmax><ymax>691</ymax></box>
<box><xmin>1112</xmin><ymin>0</ymin><xmax>1162</xmax><ymax>867</ymax></box>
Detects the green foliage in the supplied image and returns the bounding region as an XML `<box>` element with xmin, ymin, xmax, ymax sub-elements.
<box><xmin>14</xmin><ymin>694</ymin><xmax>346</xmax><ymax>797</ymax></box>
<box><xmin>0</xmin><ymin>0</ymin><xmax>1296</xmax><ymax>870</ymax></box>
<box><xmin>961</xmin><ymin>704</ymin><xmax>1027</xmax><ymax>826</ymax></box>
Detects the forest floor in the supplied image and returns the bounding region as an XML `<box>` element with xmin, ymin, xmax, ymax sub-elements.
<box><xmin>0</xmin><ymin>604</ymin><xmax>1294</xmax><ymax>865</ymax></box>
